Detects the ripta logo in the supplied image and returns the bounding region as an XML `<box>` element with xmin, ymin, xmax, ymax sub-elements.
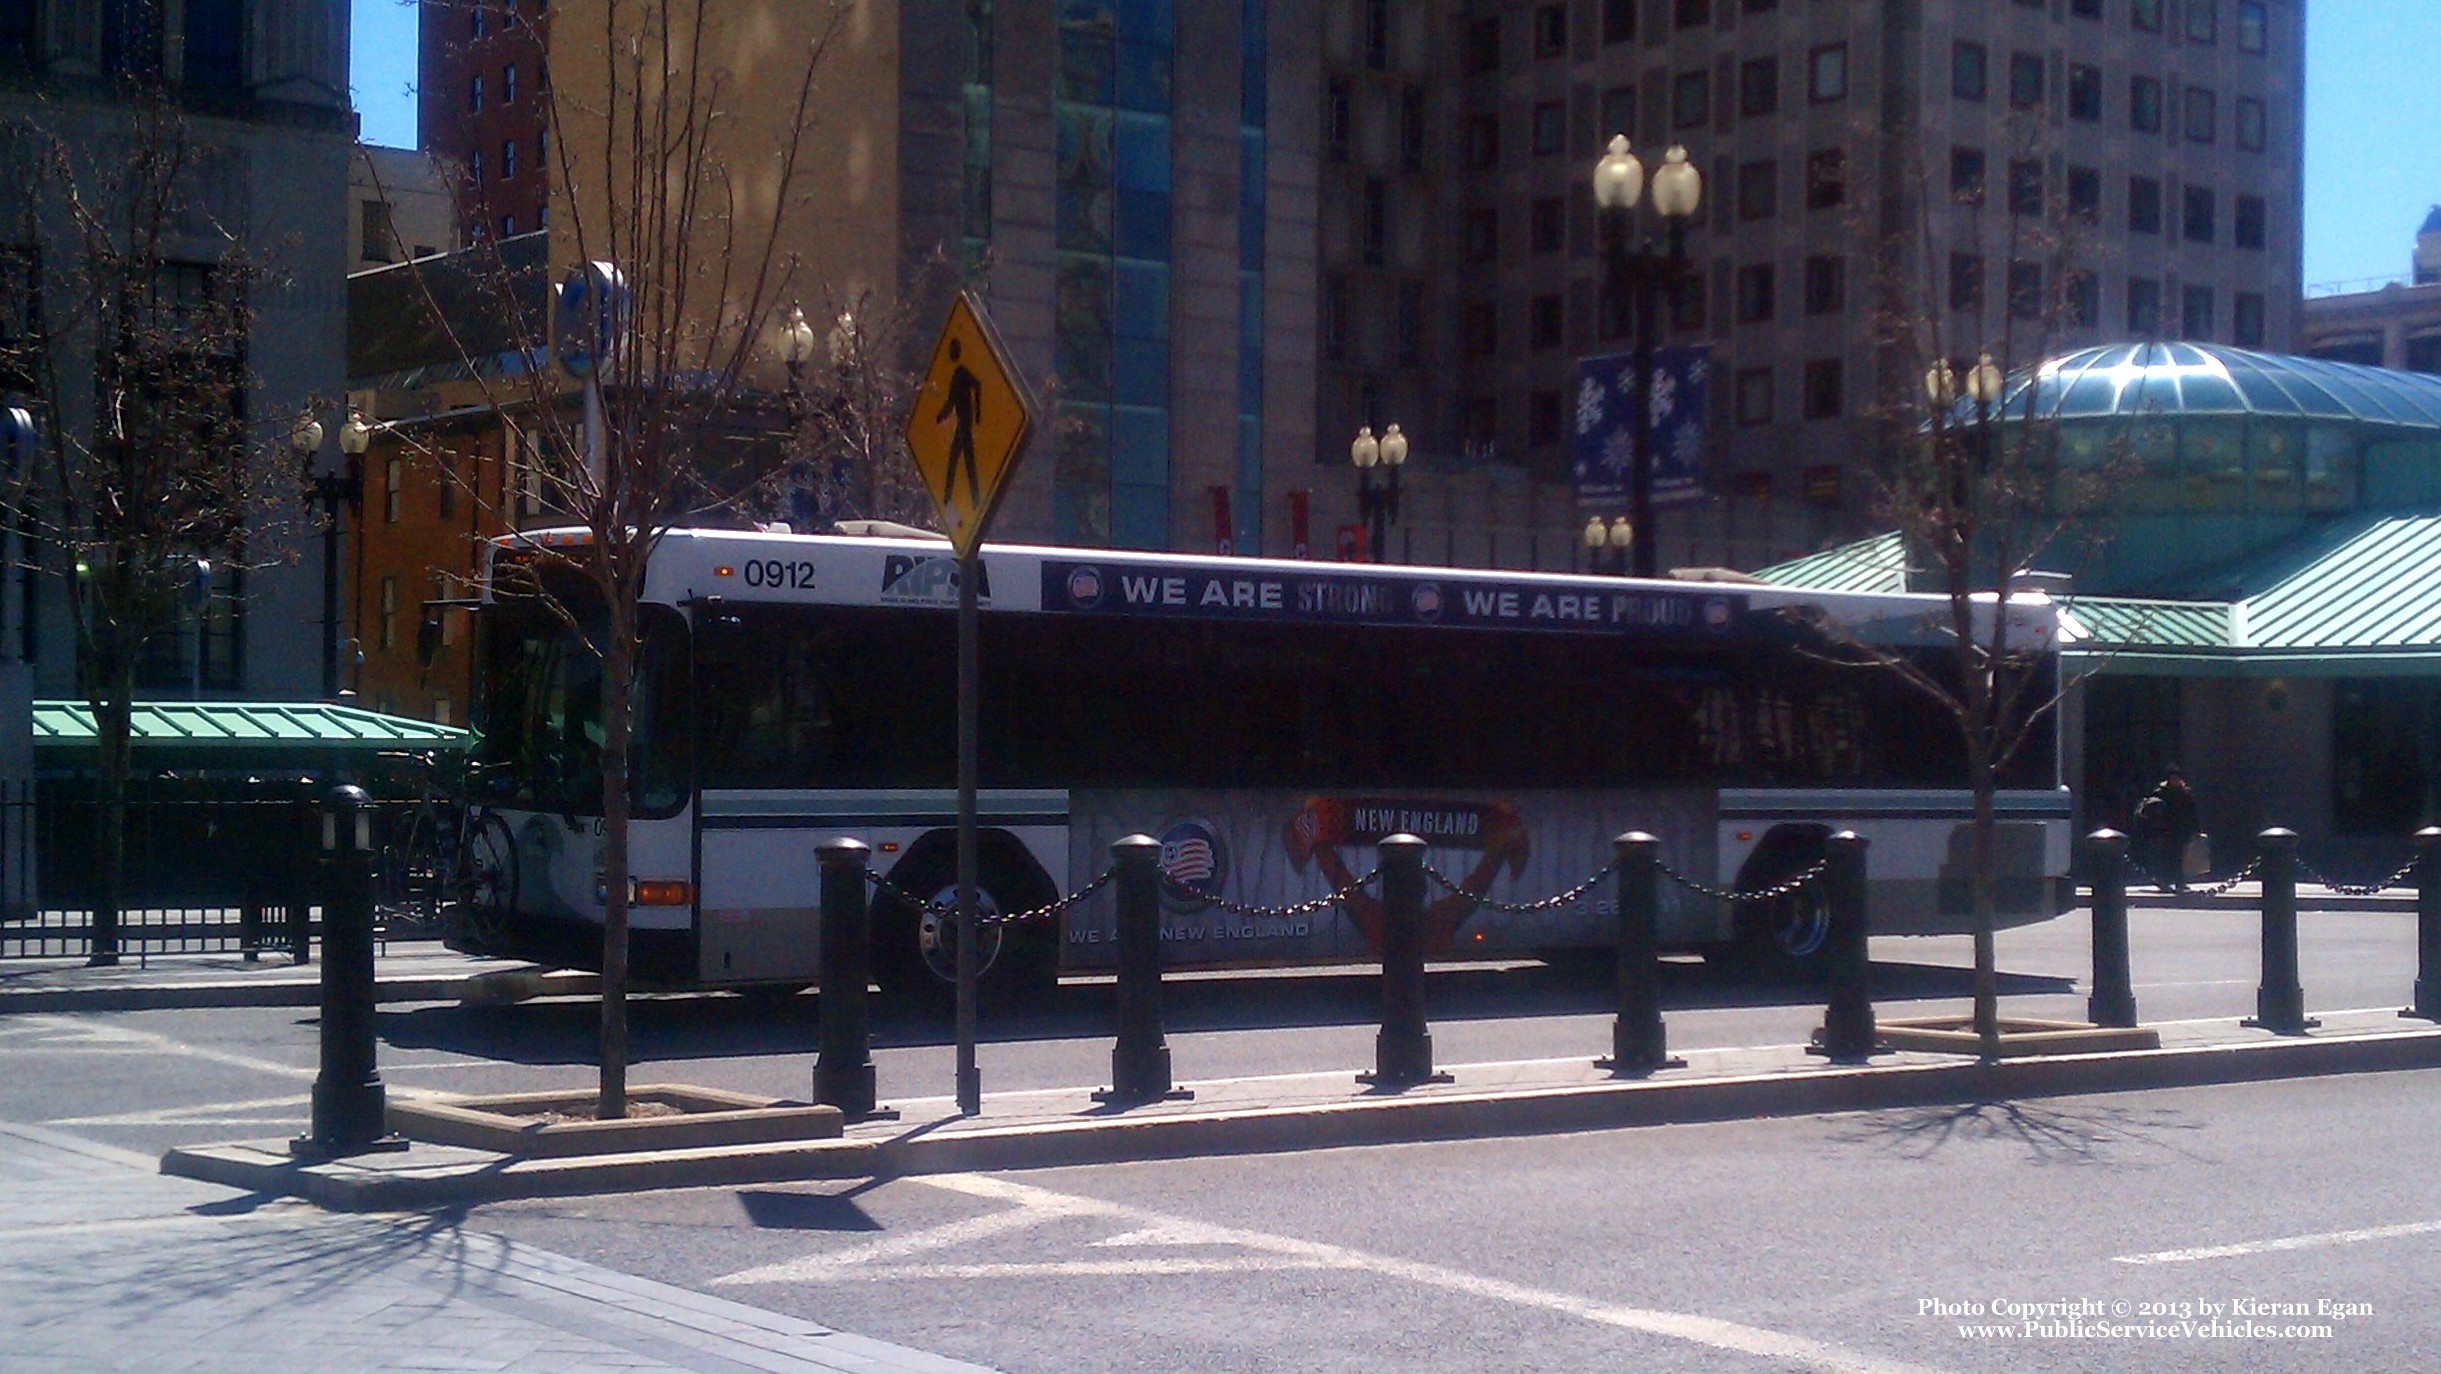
<box><xmin>881</xmin><ymin>554</ymin><xmax>990</xmax><ymax>606</ymax></box>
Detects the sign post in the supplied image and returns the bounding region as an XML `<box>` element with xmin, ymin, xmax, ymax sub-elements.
<box><xmin>904</xmin><ymin>291</ymin><xmax>1036</xmax><ymax>1117</ymax></box>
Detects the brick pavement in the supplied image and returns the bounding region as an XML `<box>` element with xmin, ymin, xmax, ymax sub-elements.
<box><xmin>0</xmin><ymin>1120</ymin><xmax>996</xmax><ymax>1374</ymax></box>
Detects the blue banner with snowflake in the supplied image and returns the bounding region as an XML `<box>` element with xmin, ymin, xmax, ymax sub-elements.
<box><xmin>1570</xmin><ymin>346</ymin><xmax>1711</xmax><ymax>515</ymax></box>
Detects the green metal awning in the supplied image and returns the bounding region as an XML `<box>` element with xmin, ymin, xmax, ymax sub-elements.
<box><xmin>32</xmin><ymin>701</ymin><xmax>469</xmax><ymax>751</ymax></box>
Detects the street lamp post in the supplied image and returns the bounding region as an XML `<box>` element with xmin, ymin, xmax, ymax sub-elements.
<box><xmin>1581</xmin><ymin>514</ymin><xmax>1632</xmax><ymax>576</ymax></box>
<box><xmin>1592</xmin><ymin>136</ymin><xmax>1702</xmax><ymax>579</ymax></box>
<box><xmin>294</xmin><ymin>416</ymin><xmax>356</xmax><ymax>702</ymax></box>
<box><xmin>1350</xmin><ymin>423</ymin><xmax>1407</xmax><ymax>563</ymax></box>
<box><xmin>780</xmin><ymin>305</ymin><xmax>818</xmax><ymax>424</ymax></box>
<box><xmin>1924</xmin><ymin>351</ymin><xmax>2004</xmax><ymax>510</ymax></box>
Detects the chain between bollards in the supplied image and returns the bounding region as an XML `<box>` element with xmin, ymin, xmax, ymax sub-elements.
<box><xmin>2405</xmin><ymin>828</ymin><xmax>2441</xmax><ymax>1023</ymax></box>
<box><xmin>1361</xmin><ymin>834</ymin><xmax>1449</xmax><ymax>1089</ymax></box>
<box><xmin>815</xmin><ymin>839</ymin><xmax>892</xmax><ymax>1121</ymax></box>
<box><xmin>1810</xmin><ymin>832</ymin><xmax>1880</xmax><ymax>1062</ymax></box>
<box><xmin>1098</xmin><ymin>835</ymin><xmax>1190</xmax><ymax>1106</ymax></box>
<box><xmin>293</xmin><ymin>785</ymin><xmax>404</xmax><ymax>1159</ymax></box>
<box><xmin>2243</xmin><ymin>828</ymin><xmax>2317</xmax><ymax>1035</ymax></box>
<box><xmin>1599</xmin><ymin>832</ymin><xmax>1681</xmax><ymax>1076</ymax></box>
<box><xmin>2085</xmin><ymin>830</ymin><xmax>2138</xmax><ymax>1029</ymax></box>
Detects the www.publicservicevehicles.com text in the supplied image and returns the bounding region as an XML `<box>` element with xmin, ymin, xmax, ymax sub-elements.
<box><xmin>1920</xmin><ymin>1297</ymin><xmax>2370</xmax><ymax>1341</ymax></box>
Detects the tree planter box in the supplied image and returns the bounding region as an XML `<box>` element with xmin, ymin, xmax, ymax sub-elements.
<box><xmin>388</xmin><ymin>1084</ymin><xmax>842</xmax><ymax>1157</ymax></box>
<box><xmin>1869</xmin><ymin>1017</ymin><xmax>2162</xmax><ymax>1057</ymax></box>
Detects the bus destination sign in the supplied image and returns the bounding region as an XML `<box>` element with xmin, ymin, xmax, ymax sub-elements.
<box><xmin>1043</xmin><ymin>560</ymin><xmax>1744</xmax><ymax>637</ymax></box>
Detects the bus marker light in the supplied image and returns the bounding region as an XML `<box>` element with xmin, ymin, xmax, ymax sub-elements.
<box><xmin>634</xmin><ymin>881</ymin><xmax>693</xmax><ymax>906</ymax></box>
<box><xmin>878</xmin><ymin>842</ymin><xmax>899</xmax><ymax>853</ymax></box>
<box><xmin>1735</xmin><ymin>830</ymin><xmax>1752</xmax><ymax>842</ymax></box>
<box><xmin>714</xmin><ymin>566</ymin><xmax>734</xmax><ymax>578</ymax></box>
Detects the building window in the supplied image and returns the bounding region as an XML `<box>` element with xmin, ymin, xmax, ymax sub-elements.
<box><xmin>1736</xmin><ymin>160</ymin><xmax>1776</xmax><ymax>220</ymax></box>
<box><xmin>504</xmin><ymin>63</ymin><xmax>517</xmax><ymax>104</ymax></box>
<box><xmin>380</xmin><ymin>577</ymin><xmax>398</xmax><ymax>651</ymax></box>
<box><xmin>2128</xmin><ymin>176</ymin><xmax>2161</xmax><ymax>234</ymax></box>
<box><xmin>2233</xmin><ymin>291</ymin><xmax>2266</xmax><ymax>347</ymax></box>
<box><xmin>2128</xmin><ymin>275</ymin><xmax>2167</xmax><ymax>334</ymax></box>
<box><xmin>1674</xmin><ymin>0</ymin><xmax>1713</xmax><ymax>28</ymax></box>
<box><xmin>1400</xmin><ymin>87</ymin><xmax>1426</xmax><ymax>171</ymax></box>
<box><xmin>2235</xmin><ymin>95</ymin><xmax>2266</xmax><ymax>152</ymax></box>
<box><xmin>2181</xmin><ymin>285</ymin><xmax>2214</xmax><ymax>339</ymax></box>
<box><xmin>2132</xmin><ymin>0</ymin><xmax>2163</xmax><ymax>33</ymax></box>
<box><xmin>1604</xmin><ymin>0</ymin><xmax>1636</xmax><ymax>44</ymax></box>
<box><xmin>1534</xmin><ymin>3</ymin><xmax>1567</xmax><ymax>57</ymax></box>
<box><xmin>1531</xmin><ymin>197</ymin><xmax>1563</xmax><ymax>254</ymax></box>
<box><xmin>1804</xmin><ymin>149</ymin><xmax>1845</xmax><ymax>210</ymax></box>
<box><xmin>2072</xmin><ymin>0</ymin><xmax>2102</xmax><ymax>17</ymax></box>
<box><xmin>1953</xmin><ymin>42</ymin><xmax>1987</xmax><ymax>102</ymax></box>
<box><xmin>1803</xmin><ymin>255</ymin><xmax>1845</xmax><ymax>316</ymax></box>
<box><xmin>1464</xmin><ymin>207</ymin><xmax>1498</xmax><ymax>262</ymax></box>
<box><xmin>471</xmin><ymin>4</ymin><xmax>486</xmax><ymax>37</ymax></box>
<box><xmin>1739</xmin><ymin>57</ymin><xmax>1779</xmax><ymax>118</ymax></box>
<box><xmin>500</xmin><ymin>213</ymin><xmax>516</xmax><ymax>237</ymax></box>
<box><xmin>1735</xmin><ymin>367</ymin><xmax>1774</xmax><ymax>426</ymax></box>
<box><xmin>1395</xmin><ymin>279</ymin><xmax>1424</xmax><ymax>365</ymax></box>
<box><xmin>2069</xmin><ymin>64</ymin><xmax>2101</xmax><ymax>121</ymax></box>
<box><xmin>1801</xmin><ymin>359</ymin><xmax>1843</xmax><ymax>419</ymax></box>
<box><xmin>470</xmin><ymin>75</ymin><xmax>484</xmax><ymax>112</ymax></box>
<box><xmin>2237</xmin><ymin>0</ymin><xmax>2267</xmax><ymax>52</ymax></box>
<box><xmin>1809</xmin><ymin>44</ymin><xmax>1848</xmax><ymax>103</ymax></box>
<box><xmin>1361</xmin><ymin>178</ymin><xmax>1387</xmax><ymax>265</ymax></box>
<box><xmin>2008</xmin><ymin>52</ymin><xmax>2044</xmax><ymax>110</ymax></box>
<box><xmin>1529</xmin><ymin>390</ymin><xmax>1564</xmax><ymax>448</ymax></box>
<box><xmin>1467</xmin><ymin>17</ymin><xmax>1500</xmax><ymax>73</ymax></box>
<box><xmin>1531</xmin><ymin>101</ymin><xmax>1566</xmax><ymax>156</ymax></box>
<box><xmin>1740</xmin><ymin>0</ymin><xmax>1780</xmax><ymax>11</ymax></box>
<box><xmin>1465</xmin><ymin>115</ymin><xmax>1498</xmax><ymax>169</ymax></box>
<box><xmin>470</xmin><ymin>150</ymin><xmax>483</xmax><ymax>184</ymax></box>
<box><xmin>1667</xmin><ymin>273</ymin><xmax>1706</xmax><ymax>331</ymax></box>
<box><xmin>2066</xmin><ymin>270</ymin><xmax>2099</xmax><ymax>327</ymax></box>
<box><xmin>1672</xmin><ymin>70</ymin><xmax>1711</xmax><ymax>129</ymax></box>
<box><xmin>1530</xmin><ymin>294</ymin><xmax>1564</xmax><ymax>350</ymax></box>
<box><xmin>1949</xmin><ymin>253</ymin><xmax>1984</xmax><ymax>313</ymax></box>
<box><xmin>1325</xmin><ymin>77</ymin><xmax>1351</xmax><ymax>161</ymax></box>
<box><xmin>1460</xmin><ymin>301</ymin><xmax>1496</xmax><ymax>357</ymax></box>
<box><xmin>1600</xmin><ymin>85</ymin><xmax>1637</xmax><ymax>143</ymax></box>
<box><xmin>1321</xmin><ymin>276</ymin><xmax>1350</xmax><ymax>361</ymax></box>
<box><xmin>2234</xmin><ymin>193</ymin><xmax>2266</xmax><ymax>249</ymax></box>
<box><xmin>2008</xmin><ymin>261</ymin><xmax>2044</xmax><ymax>320</ymax></box>
<box><xmin>2187</xmin><ymin>0</ymin><xmax>2217</xmax><ymax>43</ymax></box>
<box><xmin>1950</xmin><ymin>147</ymin><xmax>1986</xmax><ymax>205</ymax></box>
<box><xmin>502</xmin><ymin>139</ymin><xmax>517</xmax><ymax>179</ymax></box>
<box><xmin>361</xmin><ymin>200</ymin><xmax>395</xmax><ymax>264</ymax></box>
<box><xmin>2007</xmin><ymin>159</ymin><xmax>2043</xmax><ymax>217</ymax></box>
<box><xmin>2183</xmin><ymin>185</ymin><xmax>2214</xmax><ymax>242</ymax></box>
<box><xmin>1364</xmin><ymin>0</ymin><xmax>1390</xmax><ymax>67</ymax></box>
<box><xmin>2185</xmin><ymin>86</ymin><xmax>2216</xmax><ymax>143</ymax></box>
<box><xmin>384</xmin><ymin>455</ymin><xmax>403</xmax><ymax>524</ymax></box>
<box><xmin>2131</xmin><ymin>76</ymin><xmax>2162</xmax><ymax>133</ymax></box>
<box><xmin>2067</xmin><ymin>165</ymin><xmax>2100</xmax><ymax>223</ymax></box>
<box><xmin>1735</xmin><ymin>262</ymin><xmax>1775</xmax><ymax>323</ymax></box>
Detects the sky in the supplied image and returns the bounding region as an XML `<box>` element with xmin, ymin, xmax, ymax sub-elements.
<box><xmin>349</xmin><ymin>0</ymin><xmax>2440</xmax><ymax>290</ymax></box>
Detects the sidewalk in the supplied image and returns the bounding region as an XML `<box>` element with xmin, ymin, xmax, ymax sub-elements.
<box><xmin>163</xmin><ymin>1003</ymin><xmax>2441</xmax><ymax>1213</ymax></box>
<box><xmin>0</xmin><ymin>1118</ymin><xmax>998</xmax><ymax>1374</ymax></box>
<box><xmin>0</xmin><ymin>944</ymin><xmax>595</xmax><ymax>1014</ymax></box>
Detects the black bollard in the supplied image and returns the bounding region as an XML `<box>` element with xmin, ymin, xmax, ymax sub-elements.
<box><xmin>1600</xmin><ymin>833</ymin><xmax>1682</xmax><ymax>1076</ymax></box>
<box><xmin>1362</xmin><ymin>834</ymin><xmax>1448</xmax><ymax>1088</ymax></box>
<box><xmin>1812</xmin><ymin>831</ymin><xmax>1879</xmax><ymax>1061</ymax></box>
<box><xmin>2086</xmin><ymin>829</ymin><xmax>2138</xmax><ymax>1028</ymax></box>
<box><xmin>814</xmin><ymin>839</ymin><xmax>888</xmax><ymax>1120</ymax></box>
<box><xmin>2405</xmin><ymin>828</ymin><xmax>2441</xmax><ymax>1023</ymax></box>
<box><xmin>2243</xmin><ymin>828</ymin><xmax>2317</xmax><ymax>1035</ymax></box>
<box><xmin>286</xmin><ymin>795</ymin><xmax>313</xmax><ymax>965</ymax></box>
<box><xmin>294</xmin><ymin>786</ymin><xmax>403</xmax><ymax>1158</ymax></box>
<box><xmin>1097</xmin><ymin>835</ymin><xmax>1190</xmax><ymax>1105</ymax></box>
<box><xmin>239</xmin><ymin>892</ymin><xmax>262</xmax><ymax>963</ymax></box>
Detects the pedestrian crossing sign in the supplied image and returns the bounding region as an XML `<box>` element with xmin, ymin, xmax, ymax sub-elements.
<box><xmin>904</xmin><ymin>291</ymin><xmax>1036</xmax><ymax>558</ymax></box>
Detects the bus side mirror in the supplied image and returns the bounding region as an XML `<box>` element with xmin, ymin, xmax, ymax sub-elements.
<box><xmin>415</xmin><ymin>613</ymin><xmax>442</xmax><ymax>669</ymax></box>
<box><xmin>693</xmin><ymin>597</ymin><xmax>745</xmax><ymax>667</ymax></box>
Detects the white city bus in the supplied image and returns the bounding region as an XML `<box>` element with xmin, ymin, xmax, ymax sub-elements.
<box><xmin>454</xmin><ymin>526</ymin><xmax>2071</xmax><ymax>994</ymax></box>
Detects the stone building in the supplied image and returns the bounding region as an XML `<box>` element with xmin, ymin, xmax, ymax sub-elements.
<box><xmin>2300</xmin><ymin>207</ymin><xmax>2441</xmax><ymax>375</ymax></box>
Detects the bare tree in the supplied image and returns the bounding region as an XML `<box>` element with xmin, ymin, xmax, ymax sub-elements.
<box><xmin>395</xmin><ymin>0</ymin><xmax>851</xmax><ymax>1116</ymax></box>
<box><xmin>1830</xmin><ymin>119</ymin><xmax>2133</xmax><ymax>1056</ymax></box>
<box><xmin>0</xmin><ymin>86</ymin><xmax>299</xmax><ymax>964</ymax></box>
<box><xmin>763</xmin><ymin>280</ymin><xmax>944</xmax><ymax>533</ymax></box>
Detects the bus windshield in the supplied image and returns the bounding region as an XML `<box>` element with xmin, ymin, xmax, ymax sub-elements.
<box><xmin>469</xmin><ymin>592</ymin><xmax>689</xmax><ymax>817</ymax></box>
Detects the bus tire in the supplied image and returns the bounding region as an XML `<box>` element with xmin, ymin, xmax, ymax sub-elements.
<box><xmin>873</xmin><ymin>837</ymin><xmax>1058</xmax><ymax>1009</ymax></box>
<box><xmin>1730</xmin><ymin>825</ymin><xmax>1834</xmax><ymax>981</ymax></box>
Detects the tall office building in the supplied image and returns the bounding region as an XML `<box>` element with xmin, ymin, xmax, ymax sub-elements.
<box><xmin>1409</xmin><ymin>0</ymin><xmax>2305</xmax><ymax>569</ymax></box>
<box><xmin>419</xmin><ymin>0</ymin><xmax>550</xmax><ymax>242</ymax></box>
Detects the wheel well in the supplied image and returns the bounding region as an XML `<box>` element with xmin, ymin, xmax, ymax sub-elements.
<box><xmin>1732</xmin><ymin>824</ymin><xmax>1832</xmax><ymax>896</ymax></box>
<box><xmin>882</xmin><ymin>828</ymin><xmax>1058</xmax><ymax>910</ymax></box>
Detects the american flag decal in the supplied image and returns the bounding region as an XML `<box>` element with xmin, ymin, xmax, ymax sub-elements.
<box><xmin>1162</xmin><ymin>838</ymin><xmax>1216</xmax><ymax>887</ymax></box>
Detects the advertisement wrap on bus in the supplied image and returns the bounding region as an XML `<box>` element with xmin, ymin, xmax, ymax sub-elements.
<box><xmin>454</xmin><ymin>528</ymin><xmax>2071</xmax><ymax>995</ymax></box>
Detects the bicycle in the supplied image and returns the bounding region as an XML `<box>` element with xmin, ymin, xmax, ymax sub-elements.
<box><xmin>376</xmin><ymin>752</ymin><xmax>519</xmax><ymax>949</ymax></box>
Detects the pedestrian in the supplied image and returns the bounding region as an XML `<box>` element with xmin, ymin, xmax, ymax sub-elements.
<box><xmin>2138</xmin><ymin>766</ymin><xmax>2202</xmax><ymax>894</ymax></box>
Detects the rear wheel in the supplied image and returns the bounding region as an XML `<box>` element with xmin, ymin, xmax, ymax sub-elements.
<box><xmin>1730</xmin><ymin>827</ymin><xmax>1833</xmax><ymax>981</ymax></box>
<box><xmin>875</xmin><ymin>847</ymin><xmax>1057</xmax><ymax>1007</ymax></box>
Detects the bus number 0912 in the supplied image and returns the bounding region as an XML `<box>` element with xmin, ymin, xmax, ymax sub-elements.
<box><xmin>741</xmin><ymin>560</ymin><xmax>817</xmax><ymax>590</ymax></box>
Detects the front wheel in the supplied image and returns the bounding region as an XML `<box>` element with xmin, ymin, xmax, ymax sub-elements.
<box><xmin>452</xmin><ymin>811</ymin><xmax>519</xmax><ymax>951</ymax></box>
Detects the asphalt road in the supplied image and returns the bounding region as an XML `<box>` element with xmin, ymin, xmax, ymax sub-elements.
<box><xmin>458</xmin><ymin>1070</ymin><xmax>2441</xmax><ymax>1374</ymax></box>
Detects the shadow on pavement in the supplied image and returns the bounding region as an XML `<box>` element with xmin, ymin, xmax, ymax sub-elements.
<box><xmin>374</xmin><ymin>957</ymin><xmax>2073</xmax><ymax>1067</ymax></box>
<box><xmin>1824</xmin><ymin>1098</ymin><xmax>2215</xmax><ymax>1166</ymax></box>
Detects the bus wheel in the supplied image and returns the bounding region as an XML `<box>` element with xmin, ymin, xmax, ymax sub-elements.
<box><xmin>1730</xmin><ymin>827</ymin><xmax>1833</xmax><ymax>981</ymax></box>
<box><xmin>876</xmin><ymin>851</ymin><xmax>1056</xmax><ymax>1007</ymax></box>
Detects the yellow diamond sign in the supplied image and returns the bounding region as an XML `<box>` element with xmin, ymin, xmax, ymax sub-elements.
<box><xmin>904</xmin><ymin>291</ymin><xmax>1036</xmax><ymax>558</ymax></box>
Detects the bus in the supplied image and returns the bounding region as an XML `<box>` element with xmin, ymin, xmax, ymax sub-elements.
<box><xmin>454</xmin><ymin>526</ymin><xmax>2071</xmax><ymax>993</ymax></box>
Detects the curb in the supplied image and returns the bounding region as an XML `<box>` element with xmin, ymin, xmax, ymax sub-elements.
<box><xmin>161</xmin><ymin>1024</ymin><xmax>2441</xmax><ymax>1212</ymax></box>
<box><xmin>0</xmin><ymin>967</ymin><xmax>599</xmax><ymax>1015</ymax></box>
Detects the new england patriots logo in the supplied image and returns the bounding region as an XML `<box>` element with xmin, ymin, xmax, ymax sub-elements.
<box><xmin>1157</xmin><ymin>818</ymin><xmax>1229</xmax><ymax>914</ymax></box>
